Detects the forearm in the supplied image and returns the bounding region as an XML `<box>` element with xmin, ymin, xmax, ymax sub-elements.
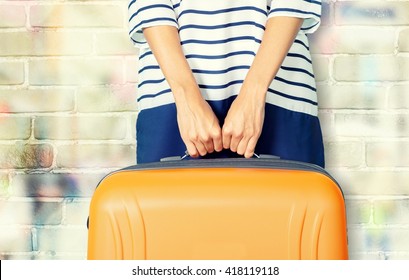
<box><xmin>222</xmin><ymin>17</ymin><xmax>303</xmax><ymax>157</ymax></box>
<box><xmin>142</xmin><ymin>25</ymin><xmax>202</xmax><ymax>104</ymax></box>
<box><xmin>143</xmin><ymin>25</ymin><xmax>222</xmax><ymax>156</ymax></box>
<box><xmin>243</xmin><ymin>17</ymin><xmax>304</xmax><ymax>96</ymax></box>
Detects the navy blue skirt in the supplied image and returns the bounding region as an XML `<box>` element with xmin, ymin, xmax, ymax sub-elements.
<box><xmin>136</xmin><ymin>97</ymin><xmax>325</xmax><ymax>168</ymax></box>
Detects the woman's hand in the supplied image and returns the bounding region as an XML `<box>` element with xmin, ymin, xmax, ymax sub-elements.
<box><xmin>174</xmin><ymin>86</ymin><xmax>223</xmax><ymax>158</ymax></box>
<box><xmin>222</xmin><ymin>83</ymin><xmax>266</xmax><ymax>158</ymax></box>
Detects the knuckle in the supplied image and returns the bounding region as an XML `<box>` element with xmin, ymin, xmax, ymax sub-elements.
<box><xmin>232</xmin><ymin>131</ymin><xmax>243</xmax><ymax>138</ymax></box>
<box><xmin>211</xmin><ymin>129</ymin><xmax>221</xmax><ymax>139</ymax></box>
<box><xmin>244</xmin><ymin>126</ymin><xmax>255</xmax><ymax>135</ymax></box>
<box><xmin>189</xmin><ymin>133</ymin><xmax>199</xmax><ymax>142</ymax></box>
<box><xmin>222</xmin><ymin>126</ymin><xmax>232</xmax><ymax>135</ymax></box>
<box><xmin>254</xmin><ymin>128</ymin><xmax>261</xmax><ymax>136</ymax></box>
<box><xmin>201</xmin><ymin>134</ymin><xmax>210</xmax><ymax>143</ymax></box>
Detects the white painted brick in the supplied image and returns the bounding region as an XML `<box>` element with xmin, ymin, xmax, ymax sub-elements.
<box><xmin>383</xmin><ymin>253</ymin><xmax>409</xmax><ymax>260</ymax></box>
<box><xmin>56</xmin><ymin>144</ymin><xmax>135</xmax><ymax>168</ymax></box>
<box><xmin>317</xmin><ymin>84</ymin><xmax>386</xmax><ymax>109</ymax></box>
<box><xmin>65</xmin><ymin>201</ymin><xmax>91</xmax><ymax>226</ymax></box>
<box><xmin>112</xmin><ymin>85</ymin><xmax>139</xmax><ymax>112</ymax></box>
<box><xmin>29</xmin><ymin>58</ymin><xmax>124</xmax><ymax>86</ymax></box>
<box><xmin>0</xmin><ymin>61</ymin><xmax>24</xmax><ymax>85</ymax></box>
<box><xmin>348</xmin><ymin>228</ymin><xmax>409</xmax><ymax>252</ymax></box>
<box><xmin>0</xmin><ymin>174</ymin><xmax>8</xmax><ymax>197</ymax></box>
<box><xmin>0</xmin><ymin>117</ymin><xmax>31</xmax><ymax>140</ymax></box>
<box><xmin>345</xmin><ymin>199</ymin><xmax>372</xmax><ymax>225</ymax></box>
<box><xmin>348</xmin><ymin>252</ymin><xmax>384</xmax><ymax>260</ymax></box>
<box><xmin>126</xmin><ymin>57</ymin><xmax>139</xmax><ymax>83</ymax></box>
<box><xmin>335</xmin><ymin>113</ymin><xmax>409</xmax><ymax>137</ymax></box>
<box><xmin>335</xmin><ymin>1</ymin><xmax>409</xmax><ymax>25</ymax></box>
<box><xmin>10</xmin><ymin>173</ymin><xmax>107</xmax><ymax>198</ymax></box>
<box><xmin>33</xmin><ymin>253</ymin><xmax>86</xmax><ymax>260</ymax></box>
<box><xmin>374</xmin><ymin>199</ymin><xmax>409</xmax><ymax>225</ymax></box>
<box><xmin>0</xmin><ymin>253</ymin><xmax>82</xmax><ymax>260</ymax></box>
<box><xmin>0</xmin><ymin>89</ymin><xmax>74</xmax><ymax>113</ymax></box>
<box><xmin>0</xmin><ymin>200</ymin><xmax>62</xmax><ymax>225</ymax></box>
<box><xmin>327</xmin><ymin>169</ymin><xmax>409</xmax><ymax>196</ymax></box>
<box><xmin>0</xmin><ymin>32</ymin><xmax>93</xmax><ymax>56</ymax></box>
<box><xmin>0</xmin><ymin>5</ymin><xmax>26</xmax><ymax>28</ymax></box>
<box><xmin>347</xmin><ymin>228</ymin><xmax>373</xmax><ymax>253</ymax></box>
<box><xmin>30</xmin><ymin>4</ymin><xmax>123</xmax><ymax>28</ymax></box>
<box><xmin>95</xmin><ymin>32</ymin><xmax>138</xmax><ymax>55</ymax></box>
<box><xmin>36</xmin><ymin>227</ymin><xmax>87</xmax><ymax>253</ymax></box>
<box><xmin>320</xmin><ymin>1</ymin><xmax>332</xmax><ymax>27</ymax></box>
<box><xmin>0</xmin><ymin>144</ymin><xmax>53</xmax><ymax>169</ymax></box>
<box><xmin>388</xmin><ymin>85</ymin><xmax>409</xmax><ymax>109</ymax></box>
<box><xmin>324</xmin><ymin>141</ymin><xmax>364</xmax><ymax>167</ymax></box>
<box><xmin>77</xmin><ymin>88</ymin><xmax>111</xmax><ymax>112</ymax></box>
<box><xmin>367</xmin><ymin>141</ymin><xmax>409</xmax><ymax>167</ymax></box>
<box><xmin>34</xmin><ymin>116</ymin><xmax>127</xmax><ymax>140</ymax></box>
<box><xmin>77</xmin><ymin>85</ymin><xmax>138</xmax><ymax>112</ymax></box>
<box><xmin>334</xmin><ymin>56</ymin><xmax>409</xmax><ymax>82</ymax></box>
<box><xmin>131</xmin><ymin>113</ymin><xmax>137</xmax><ymax>140</ymax></box>
<box><xmin>310</xmin><ymin>27</ymin><xmax>396</xmax><ymax>54</ymax></box>
<box><xmin>318</xmin><ymin>111</ymin><xmax>335</xmax><ymax>139</ymax></box>
<box><xmin>0</xmin><ymin>254</ymin><xmax>36</xmax><ymax>260</ymax></box>
<box><xmin>0</xmin><ymin>227</ymin><xmax>32</xmax><ymax>252</ymax></box>
<box><xmin>399</xmin><ymin>28</ymin><xmax>409</xmax><ymax>52</ymax></box>
<box><xmin>311</xmin><ymin>55</ymin><xmax>329</xmax><ymax>82</ymax></box>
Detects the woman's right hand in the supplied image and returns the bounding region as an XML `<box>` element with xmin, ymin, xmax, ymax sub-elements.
<box><xmin>174</xmin><ymin>86</ymin><xmax>223</xmax><ymax>158</ymax></box>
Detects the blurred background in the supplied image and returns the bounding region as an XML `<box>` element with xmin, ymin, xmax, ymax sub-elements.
<box><xmin>0</xmin><ymin>0</ymin><xmax>408</xmax><ymax>260</ymax></box>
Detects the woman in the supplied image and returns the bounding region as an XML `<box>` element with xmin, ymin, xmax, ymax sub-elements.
<box><xmin>128</xmin><ymin>0</ymin><xmax>324</xmax><ymax>167</ymax></box>
<box><xmin>88</xmin><ymin>1</ymin><xmax>326</xmax><ymax>259</ymax></box>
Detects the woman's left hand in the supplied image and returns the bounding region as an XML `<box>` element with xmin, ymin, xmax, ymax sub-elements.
<box><xmin>222</xmin><ymin>83</ymin><xmax>266</xmax><ymax>158</ymax></box>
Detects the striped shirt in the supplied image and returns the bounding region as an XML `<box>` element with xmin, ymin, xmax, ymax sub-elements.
<box><xmin>128</xmin><ymin>0</ymin><xmax>322</xmax><ymax>116</ymax></box>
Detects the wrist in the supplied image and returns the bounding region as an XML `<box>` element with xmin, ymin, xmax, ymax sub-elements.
<box><xmin>171</xmin><ymin>79</ymin><xmax>202</xmax><ymax>103</ymax></box>
<box><xmin>172</xmin><ymin>83</ymin><xmax>208</xmax><ymax>115</ymax></box>
<box><xmin>240</xmin><ymin>76</ymin><xmax>268</xmax><ymax>100</ymax></box>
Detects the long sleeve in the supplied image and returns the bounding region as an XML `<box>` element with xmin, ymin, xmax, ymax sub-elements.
<box><xmin>128</xmin><ymin>0</ymin><xmax>178</xmax><ymax>48</ymax></box>
<box><xmin>267</xmin><ymin>0</ymin><xmax>322</xmax><ymax>34</ymax></box>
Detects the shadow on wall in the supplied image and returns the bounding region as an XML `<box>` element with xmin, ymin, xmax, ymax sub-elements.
<box><xmin>0</xmin><ymin>165</ymin><xmax>96</xmax><ymax>259</ymax></box>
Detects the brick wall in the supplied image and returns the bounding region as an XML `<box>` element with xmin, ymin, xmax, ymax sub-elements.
<box><xmin>311</xmin><ymin>0</ymin><xmax>409</xmax><ymax>260</ymax></box>
<box><xmin>0</xmin><ymin>0</ymin><xmax>137</xmax><ymax>259</ymax></box>
<box><xmin>0</xmin><ymin>0</ymin><xmax>408</xmax><ymax>260</ymax></box>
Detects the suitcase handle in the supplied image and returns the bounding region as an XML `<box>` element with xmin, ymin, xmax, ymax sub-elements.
<box><xmin>160</xmin><ymin>151</ymin><xmax>280</xmax><ymax>162</ymax></box>
<box><xmin>253</xmin><ymin>153</ymin><xmax>281</xmax><ymax>159</ymax></box>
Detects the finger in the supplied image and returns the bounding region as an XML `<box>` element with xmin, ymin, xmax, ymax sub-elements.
<box><xmin>236</xmin><ymin>136</ymin><xmax>249</xmax><ymax>156</ymax></box>
<box><xmin>222</xmin><ymin>127</ymin><xmax>232</xmax><ymax>150</ymax></box>
<box><xmin>244</xmin><ymin>136</ymin><xmax>259</xmax><ymax>158</ymax></box>
<box><xmin>185</xmin><ymin>141</ymin><xmax>199</xmax><ymax>158</ymax></box>
<box><xmin>212</xmin><ymin>132</ymin><xmax>223</xmax><ymax>152</ymax></box>
<box><xmin>194</xmin><ymin>141</ymin><xmax>208</xmax><ymax>156</ymax></box>
<box><xmin>229</xmin><ymin>131</ymin><xmax>243</xmax><ymax>153</ymax></box>
<box><xmin>201</xmin><ymin>136</ymin><xmax>214</xmax><ymax>154</ymax></box>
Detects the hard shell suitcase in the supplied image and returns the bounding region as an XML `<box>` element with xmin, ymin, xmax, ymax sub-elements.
<box><xmin>87</xmin><ymin>157</ymin><xmax>348</xmax><ymax>260</ymax></box>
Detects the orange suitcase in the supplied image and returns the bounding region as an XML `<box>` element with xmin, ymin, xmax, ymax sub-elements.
<box><xmin>87</xmin><ymin>157</ymin><xmax>348</xmax><ymax>260</ymax></box>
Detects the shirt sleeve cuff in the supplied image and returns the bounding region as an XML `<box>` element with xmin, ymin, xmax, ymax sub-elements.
<box><xmin>268</xmin><ymin>0</ymin><xmax>322</xmax><ymax>34</ymax></box>
<box><xmin>128</xmin><ymin>0</ymin><xmax>179</xmax><ymax>48</ymax></box>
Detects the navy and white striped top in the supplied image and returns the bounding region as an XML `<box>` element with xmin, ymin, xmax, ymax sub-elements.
<box><xmin>128</xmin><ymin>0</ymin><xmax>321</xmax><ymax>116</ymax></box>
<box><xmin>128</xmin><ymin>0</ymin><xmax>325</xmax><ymax>167</ymax></box>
